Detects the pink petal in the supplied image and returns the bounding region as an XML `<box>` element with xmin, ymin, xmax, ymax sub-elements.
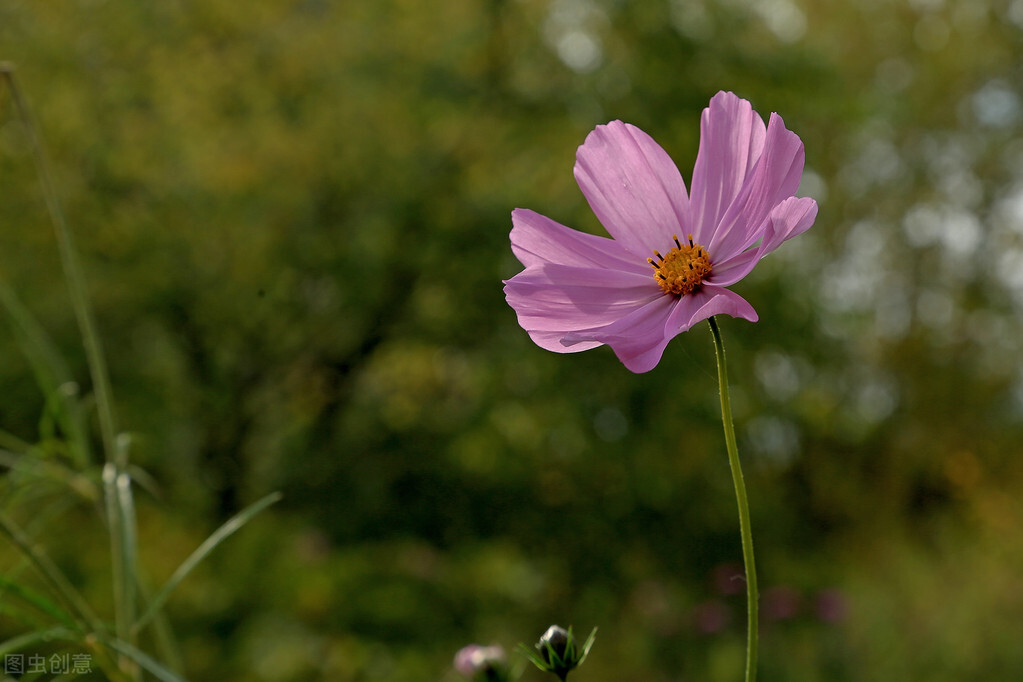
<box><xmin>504</xmin><ymin>264</ymin><xmax>661</xmax><ymax>355</ymax></box>
<box><xmin>689</xmin><ymin>92</ymin><xmax>767</xmax><ymax>247</ymax></box>
<box><xmin>665</xmin><ymin>285</ymin><xmax>759</xmax><ymax>334</ymax></box>
<box><xmin>707</xmin><ymin>195</ymin><xmax>818</xmax><ymax>287</ymax></box>
<box><xmin>563</xmin><ymin>295</ymin><xmax>678</xmax><ymax>373</ymax></box>
<box><xmin>573</xmin><ymin>121</ymin><xmax>691</xmax><ymax>258</ymax></box>
<box><xmin>757</xmin><ymin>196</ymin><xmax>818</xmax><ymax>254</ymax></box>
<box><xmin>705</xmin><ymin>247</ymin><xmax>761</xmax><ymax>288</ymax></box>
<box><xmin>708</xmin><ymin>112</ymin><xmax>806</xmax><ymax>260</ymax></box>
<box><xmin>509</xmin><ymin>208</ymin><xmax>646</xmax><ymax>273</ymax></box>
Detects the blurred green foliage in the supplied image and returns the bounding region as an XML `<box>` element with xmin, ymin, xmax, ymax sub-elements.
<box><xmin>3</xmin><ymin>0</ymin><xmax>1023</xmax><ymax>680</ymax></box>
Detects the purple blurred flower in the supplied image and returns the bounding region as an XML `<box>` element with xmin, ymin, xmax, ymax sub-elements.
<box><xmin>815</xmin><ymin>588</ymin><xmax>849</xmax><ymax>624</ymax></box>
<box><xmin>761</xmin><ymin>585</ymin><xmax>801</xmax><ymax>622</ymax></box>
<box><xmin>454</xmin><ymin>644</ymin><xmax>507</xmax><ymax>679</ymax></box>
<box><xmin>693</xmin><ymin>599</ymin><xmax>732</xmax><ymax>634</ymax></box>
<box><xmin>504</xmin><ymin>91</ymin><xmax>817</xmax><ymax>373</ymax></box>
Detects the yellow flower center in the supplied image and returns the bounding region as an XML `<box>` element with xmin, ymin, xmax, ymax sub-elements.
<box><xmin>647</xmin><ymin>234</ymin><xmax>713</xmax><ymax>297</ymax></box>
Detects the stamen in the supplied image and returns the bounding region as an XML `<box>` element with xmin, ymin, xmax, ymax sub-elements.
<box><xmin>647</xmin><ymin>236</ymin><xmax>712</xmax><ymax>297</ymax></box>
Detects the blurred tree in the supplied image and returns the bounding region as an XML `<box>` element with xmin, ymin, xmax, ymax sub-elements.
<box><xmin>3</xmin><ymin>0</ymin><xmax>1023</xmax><ymax>680</ymax></box>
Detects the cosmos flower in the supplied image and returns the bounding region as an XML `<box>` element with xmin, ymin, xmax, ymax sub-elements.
<box><xmin>503</xmin><ymin>91</ymin><xmax>818</xmax><ymax>373</ymax></box>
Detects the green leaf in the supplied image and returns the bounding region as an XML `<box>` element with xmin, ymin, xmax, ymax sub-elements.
<box><xmin>0</xmin><ymin>576</ymin><xmax>78</xmax><ymax>628</ymax></box>
<box><xmin>0</xmin><ymin>428</ymin><xmax>32</xmax><ymax>455</ymax></box>
<box><xmin>0</xmin><ymin>626</ymin><xmax>80</xmax><ymax>658</ymax></box>
<box><xmin>0</xmin><ymin>281</ymin><xmax>90</xmax><ymax>468</ymax></box>
<box><xmin>132</xmin><ymin>491</ymin><xmax>282</xmax><ymax>634</ymax></box>
<box><xmin>0</xmin><ymin>511</ymin><xmax>102</xmax><ymax>633</ymax></box>
<box><xmin>101</xmin><ymin>637</ymin><xmax>191</xmax><ymax>682</ymax></box>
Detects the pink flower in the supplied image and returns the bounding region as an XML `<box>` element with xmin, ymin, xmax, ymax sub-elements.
<box><xmin>453</xmin><ymin>644</ymin><xmax>506</xmax><ymax>678</ymax></box>
<box><xmin>503</xmin><ymin>91</ymin><xmax>818</xmax><ymax>373</ymax></box>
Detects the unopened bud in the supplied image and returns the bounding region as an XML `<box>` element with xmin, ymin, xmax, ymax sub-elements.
<box><xmin>538</xmin><ymin>626</ymin><xmax>570</xmax><ymax>667</ymax></box>
<box><xmin>522</xmin><ymin>624</ymin><xmax>597</xmax><ymax>681</ymax></box>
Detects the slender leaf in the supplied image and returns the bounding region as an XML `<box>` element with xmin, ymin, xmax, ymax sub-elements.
<box><xmin>101</xmin><ymin>637</ymin><xmax>191</xmax><ymax>682</ymax></box>
<box><xmin>0</xmin><ymin>510</ymin><xmax>102</xmax><ymax>633</ymax></box>
<box><xmin>136</xmin><ymin>573</ymin><xmax>185</xmax><ymax>675</ymax></box>
<box><xmin>0</xmin><ymin>280</ymin><xmax>71</xmax><ymax>400</ymax></box>
<box><xmin>1</xmin><ymin>64</ymin><xmax>120</xmax><ymax>466</ymax></box>
<box><xmin>0</xmin><ymin>428</ymin><xmax>32</xmax><ymax>454</ymax></box>
<box><xmin>0</xmin><ymin>576</ymin><xmax>78</xmax><ymax>628</ymax></box>
<box><xmin>0</xmin><ymin>281</ymin><xmax>89</xmax><ymax>468</ymax></box>
<box><xmin>0</xmin><ymin>626</ymin><xmax>80</xmax><ymax>658</ymax></box>
<box><xmin>0</xmin><ymin>600</ymin><xmax>51</xmax><ymax>632</ymax></box>
<box><xmin>102</xmin><ymin>463</ymin><xmax>130</xmax><ymax>655</ymax></box>
<box><xmin>0</xmin><ymin>448</ymin><xmax>100</xmax><ymax>503</ymax></box>
<box><xmin>132</xmin><ymin>491</ymin><xmax>281</xmax><ymax>634</ymax></box>
<box><xmin>116</xmin><ymin>460</ymin><xmax>139</xmax><ymax>647</ymax></box>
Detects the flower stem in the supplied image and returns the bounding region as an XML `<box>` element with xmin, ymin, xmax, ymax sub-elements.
<box><xmin>708</xmin><ymin>316</ymin><xmax>758</xmax><ymax>682</ymax></box>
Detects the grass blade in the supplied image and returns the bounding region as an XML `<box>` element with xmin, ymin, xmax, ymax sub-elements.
<box><xmin>0</xmin><ymin>626</ymin><xmax>79</xmax><ymax>658</ymax></box>
<box><xmin>136</xmin><ymin>574</ymin><xmax>185</xmax><ymax>675</ymax></box>
<box><xmin>0</xmin><ymin>510</ymin><xmax>102</xmax><ymax>634</ymax></box>
<box><xmin>0</xmin><ymin>64</ymin><xmax>119</xmax><ymax>466</ymax></box>
<box><xmin>132</xmin><ymin>492</ymin><xmax>281</xmax><ymax>634</ymax></box>
<box><xmin>101</xmin><ymin>637</ymin><xmax>191</xmax><ymax>682</ymax></box>
<box><xmin>0</xmin><ymin>280</ymin><xmax>89</xmax><ymax>468</ymax></box>
<box><xmin>0</xmin><ymin>576</ymin><xmax>78</xmax><ymax>628</ymax></box>
<box><xmin>117</xmin><ymin>460</ymin><xmax>139</xmax><ymax>641</ymax></box>
<box><xmin>0</xmin><ymin>428</ymin><xmax>33</xmax><ymax>454</ymax></box>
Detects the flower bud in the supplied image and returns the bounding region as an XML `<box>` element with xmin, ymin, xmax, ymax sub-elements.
<box><xmin>522</xmin><ymin>625</ymin><xmax>597</xmax><ymax>681</ymax></box>
<box><xmin>538</xmin><ymin>626</ymin><xmax>570</xmax><ymax>667</ymax></box>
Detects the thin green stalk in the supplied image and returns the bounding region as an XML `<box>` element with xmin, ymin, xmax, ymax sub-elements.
<box><xmin>136</xmin><ymin>574</ymin><xmax>186</xmax><ymax>675</ymax></box>
<box><xmin>132</xmin><ymin>491</ymin><xmax>283</xmax><ymax>635</ymax></box>
<box><xmin>0</xmin><ymin>64</ymin><xmax>119</xmax><ymax>464</ymax></box>
<box><xmin>0</xmin><ymin>511</ymin><xmax>102</xmax><ymax>635</ymax></box>
<box><xmin>117</xmin><ymin>468</ymin><xmax>139</xmax><ymax>632</ymax></box>
<box><xmin>0</xmin><ymin>281</ymin><xmax>90</xmax><ymax>467</ymax></box>
<box><xmin>103</xmin><ymin>465</ymin><xmax>126</xmax><ymax>630</ymax></box>
<box><xmin>0</xmin><ymin>627</ymin><xmax>80</xmax><ymax>658</ymax></box>
<box><xmin>708</xmin><ymin>316</ymin><xmax>758</xmax><ymax>682</ymax></box>
<box><xmin>3</xmin><ymin>64</ymin><xmax>138</xmax><ymax>678</ymax></box>
<box><xmin>103</xmin><ymin>461</ymin><xmax>141</xmax><ymax>681</ymax></box>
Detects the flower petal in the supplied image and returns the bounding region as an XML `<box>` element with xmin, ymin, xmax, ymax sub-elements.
<box><xmin>573</xmin><ymin>121</ymin><xmax>691</xmax><ymax>258</ymax></box>
<box><xmin>504</xmin><ymin>263</ymin><xmax>661</xmax><ymax>355</ymax></box>
<box><xmin>705</xmin><ymin>247</ymin><xmax>761</xmax><ymax>288</ymax></box>
<box><xmin>689</xmin><ymin>92</ymin><xmax>767</xmax><ymax>246</ymax></box>
<box><xmin>706</xmin><ymin>195</ymin><xmax>818</xmax><ymax>287</ymax></box>
<box><xmin>563</xmin><ymin>295</ymin><xmax>678</xmax><ymax>373</ymax></box>
<box><xmin>757</xmin><ymin>195</ymin><xmax>819</xmax><ymax>255</ymax></box>
<box><xmin>509</xmin><ymin>208</ymin><xmax>646</xmax><ymax>273</ymax></box>
<box><xmin>707</xmin><ymin>111</ymin><xmax>806</xmax><ymax>260</ymax></box>
<box><xmin>665</xmin><ymin>285</ymin><xmax>759</xmax><ymax>334</ymax></box>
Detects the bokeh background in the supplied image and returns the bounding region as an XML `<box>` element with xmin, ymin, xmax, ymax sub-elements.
<box><xmin>3</xmin><ymin>0</ymin><xmax>1023</xmax><ymax>680</ymax></box>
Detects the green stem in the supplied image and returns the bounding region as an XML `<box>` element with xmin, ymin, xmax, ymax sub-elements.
<box><xmin>3</xmin><ymin>64</ymin><xmax>137</xmax><ymax>679</ymax></box>
<box><xmin>708</xmin><ymin>316</ymin><xmax>758</xmax><ymax>682</ymax></box>
<box><xmin>1</xmin><ymin>64</ymin><xmax>120</xmax><ymax>463</ymax></box>
<box><xmin>0</xmin><ymin>510</ymin><xmax>102</xmax><ymax>634</ymax></box>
